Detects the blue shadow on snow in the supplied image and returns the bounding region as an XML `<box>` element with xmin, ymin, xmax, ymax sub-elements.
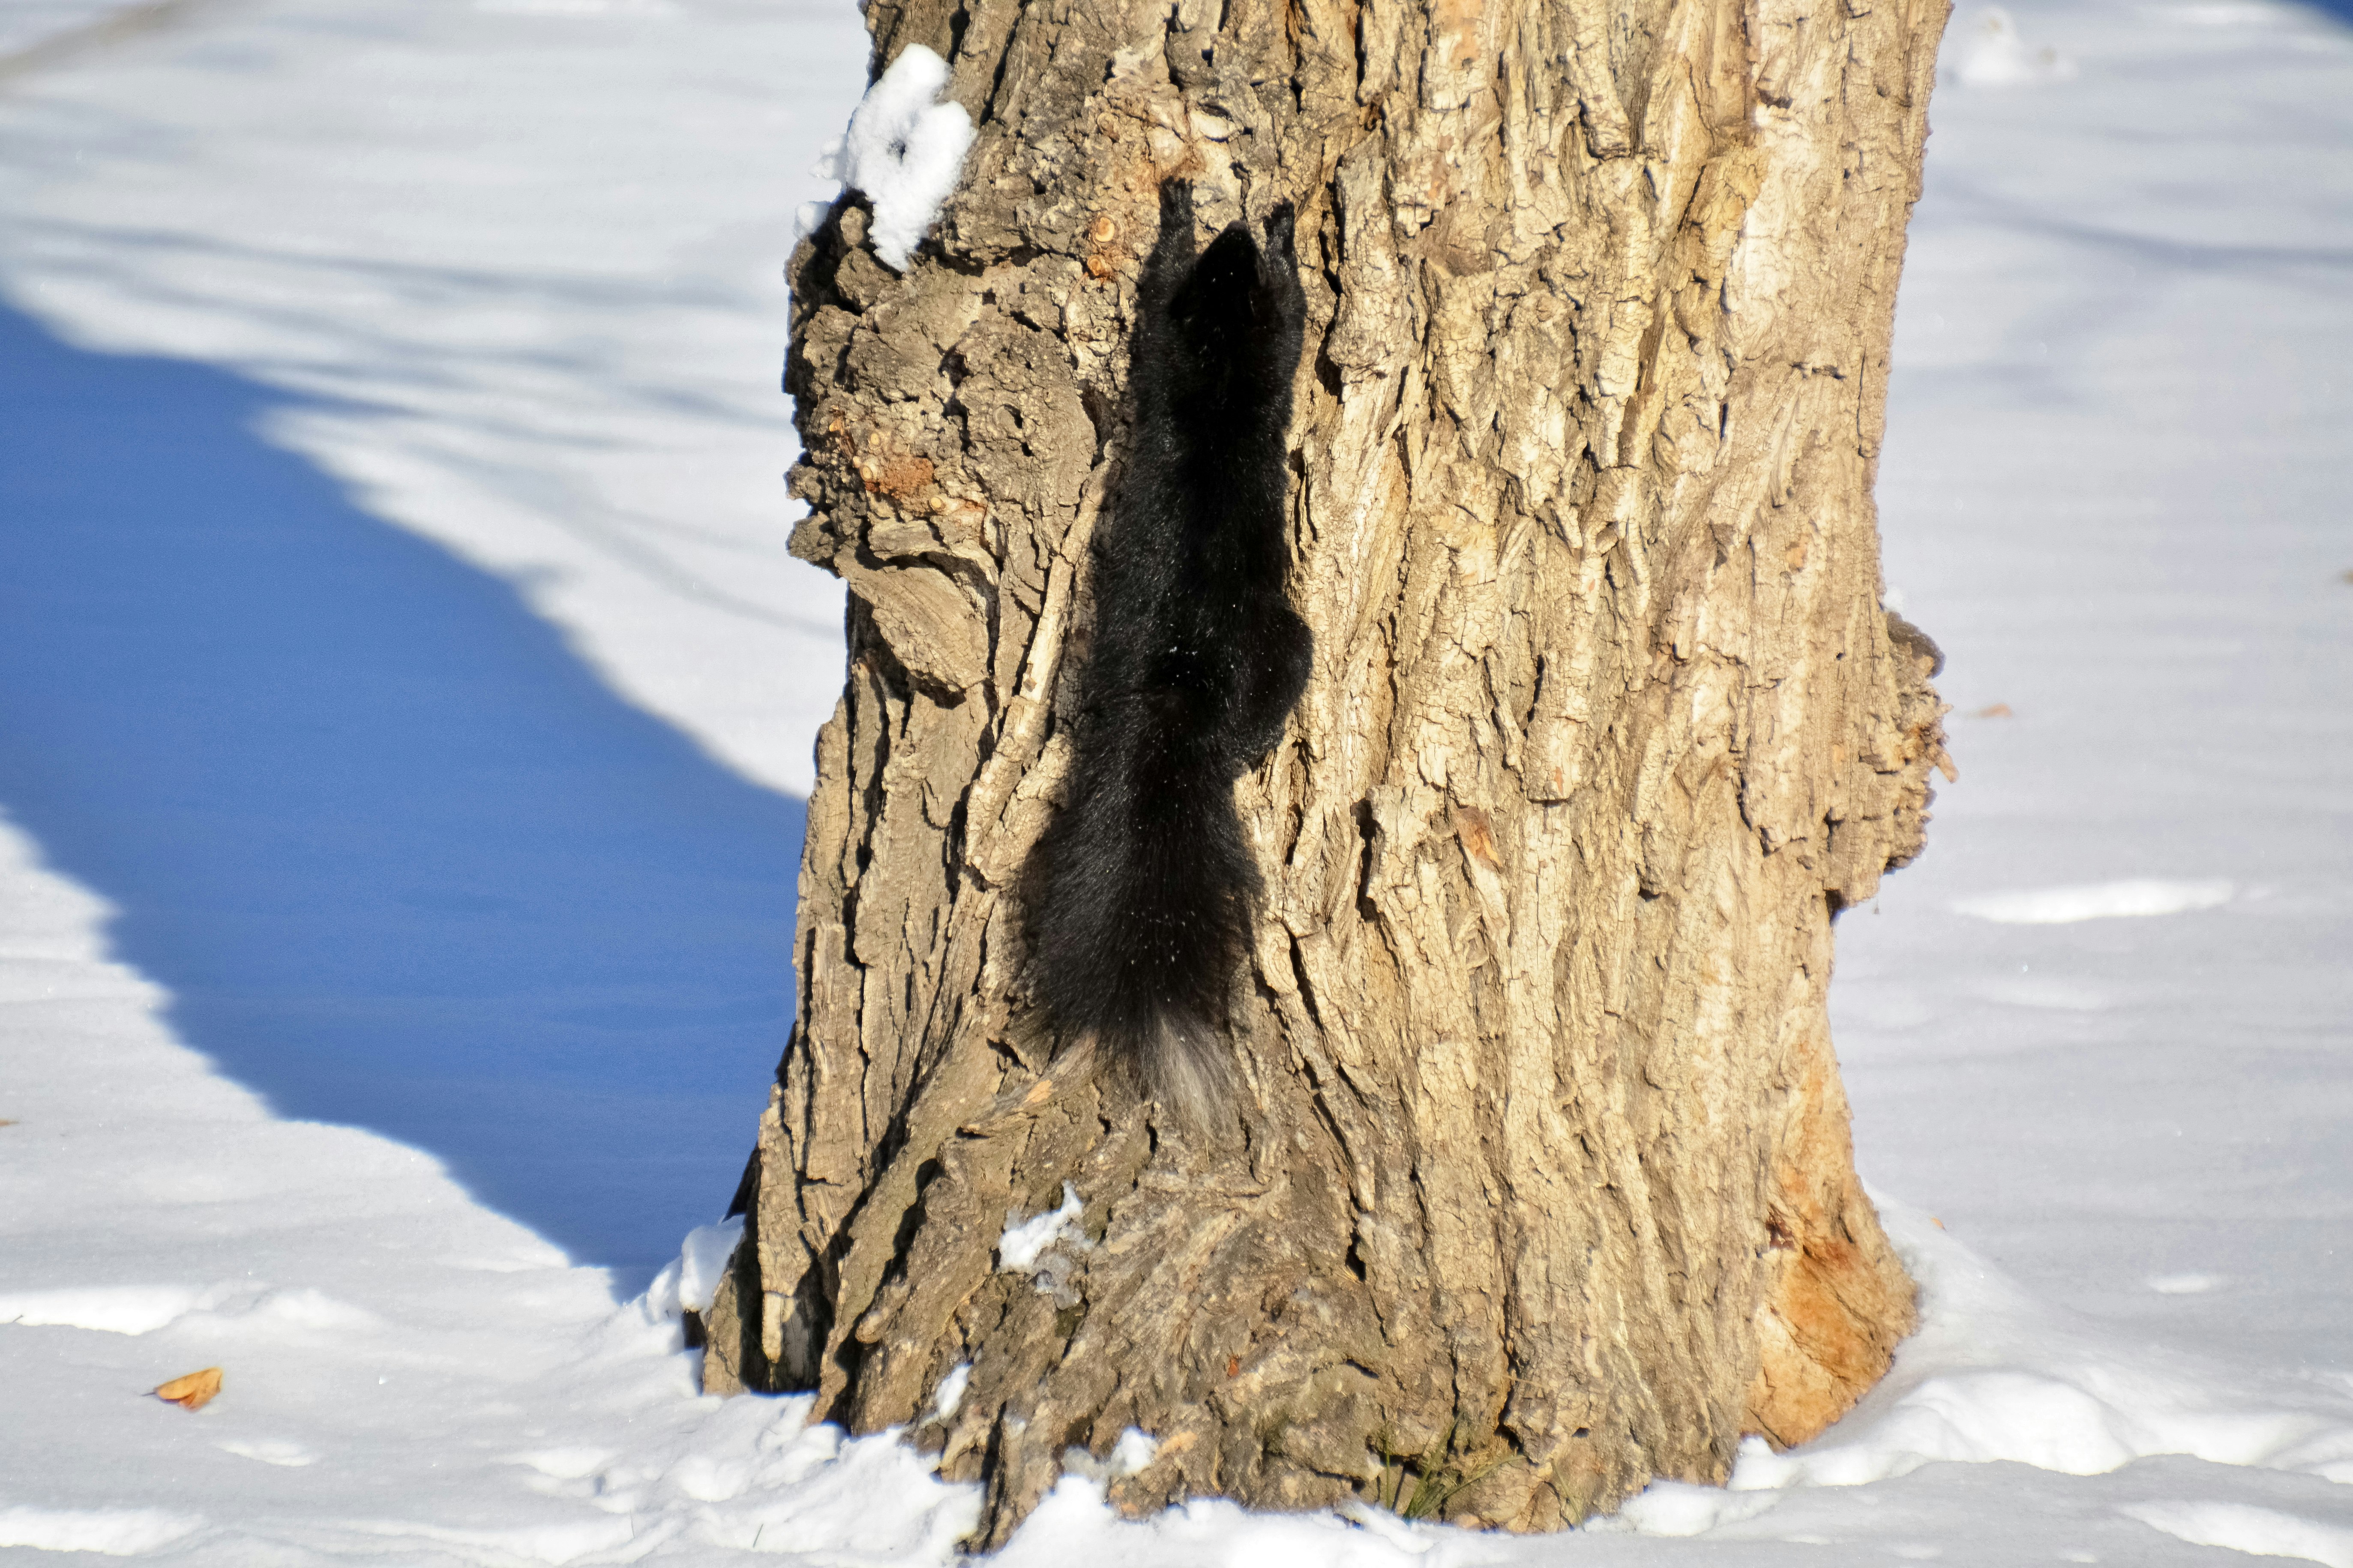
<box><xmin>0</xmin><ymin>303</ymin><xmax>803</xmax><ymax>1280</ymax></box>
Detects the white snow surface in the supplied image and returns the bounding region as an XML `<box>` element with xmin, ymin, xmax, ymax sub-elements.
<box><xmin>1950</xmin><ymin>876</ymin><xmax>2237</xmax><ymax>923</ymax></box>
<box><xmin>1</xmin><ymin>0</ymin><xmax>2350</xmax><ymax>1562</ymax></box>
<box><xmin>1950</xmin><ymin>6</ymin><xmax>2083</xmax><ymax>85</ymax></box>
<box><xmin>0</xmin><ymin>0</ymin><xmax>862</xmax><ymax>797</ymax></box>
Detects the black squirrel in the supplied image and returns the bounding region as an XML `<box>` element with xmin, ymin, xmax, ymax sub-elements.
<box><xmin>1029</xmin><ymin>181</ymin><xmax>1313</xmax><ymax>1127</ymax></box>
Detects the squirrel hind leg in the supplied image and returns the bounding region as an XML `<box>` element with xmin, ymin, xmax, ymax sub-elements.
<box><xmin>1227</xmin><ymin>607</ymin><xmax>1313</xmax><ymax>769</ymax></box>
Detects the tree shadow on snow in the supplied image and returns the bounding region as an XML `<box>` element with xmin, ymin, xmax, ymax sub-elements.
<box><xmin>0</xmin><ymin>302</ymin><xmax>803</xmax><ymax>1284</ymax></box>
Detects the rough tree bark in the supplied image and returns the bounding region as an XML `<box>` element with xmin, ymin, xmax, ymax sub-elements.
<box><xmin>701</xmin><ymin>0</ymin><xmax>1954</xmax><ymax>1544</ymax></box>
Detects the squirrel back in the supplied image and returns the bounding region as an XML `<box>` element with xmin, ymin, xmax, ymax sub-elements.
<box><xmin>1029</xmin><ymin>183</ymin><xmax>1312</xmax><ymax>1127</ymax></box>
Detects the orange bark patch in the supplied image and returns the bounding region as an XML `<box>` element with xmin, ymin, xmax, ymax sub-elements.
<box><xmin>837</xmin><ymin>424</ymin><xmax>937</xmax><ymax>503</ymax></box>
<box><xmin>1454</xmin><ymin>806</ymin><xmax>1504</xmax><ymax>871</ymax></box>
<box><xmin>858</xmin><ymin>451</ymin><xmax>935</xmax><ymax>501</ymax></box>
<box><xmin>1745</xmin><ymin>1044</ymin><xmax>1917</xmax><ymax>1448</ymax></box>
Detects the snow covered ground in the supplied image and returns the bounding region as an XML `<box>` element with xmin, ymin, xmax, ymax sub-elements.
<box><xmin>1</xmin><ymin>0</ymin><xmax>2348</xmax><ymax>1560</ymax></box>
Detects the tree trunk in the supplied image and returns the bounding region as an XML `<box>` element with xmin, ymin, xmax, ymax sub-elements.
<box><xmin>702</xmin><ymin>0</ymin><xmax>1954</xmax><ymax>1544</ymax></box>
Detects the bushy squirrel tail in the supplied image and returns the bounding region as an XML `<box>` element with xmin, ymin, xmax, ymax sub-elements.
<box><xmin>1030</xmin><ymin>709</ymin><xmax>1253</xmax><ymax>1128</ymax></box>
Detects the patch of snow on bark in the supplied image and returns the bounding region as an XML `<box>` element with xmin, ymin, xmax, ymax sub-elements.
<box><xmin>826</xmin><ymin>44</ymin><xmax>973</xmax><ymax>270</ymax></box>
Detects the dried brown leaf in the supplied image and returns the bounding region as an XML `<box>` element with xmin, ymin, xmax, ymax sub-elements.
<box><xmin>153</xmin><ymin>1367</ymin><xmax>222</xmax><ymax>1411</ymax></box>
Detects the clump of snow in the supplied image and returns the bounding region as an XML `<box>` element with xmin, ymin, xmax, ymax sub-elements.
<box><xmin>1950</xmin><ymin>8</ymin><xmax>2079</xmax><ymax>86</ymax></box>
<box><xmin>1109</xmin><ymin>1427</ymin><xmax>1159</xmax><ymax>1476</ymax></box>
<box><xmin>998</xmin><ymin>1182</ymin><xmax>1091</xmax><ymax>1306</ymax></box>
<box><xmin>676</xmin><ymin>1216</ymin><xmax>744</xmax><ymax>1314</ymax></box>
<box><xmin>998</xmin><ymin>1182</ymin><xmax>1086</xmax><ymax>1272</ymax></box>
<box><xmin>638</xmin><ymin>1215</ymin><xmax>743</xmax><ymax>1321</ymax></box>
<box><xmin>821</xmin><ymin>44</ymin><xmax>974</xmax><ymax>270</ymax></box>
<box><xmin>1951</xmin><ymin>877</ymin><xmax>2233</xmax><ymax>923</ymax></box>
<box><xmin>1058</xmin><ymin>1427</ymin><xmax>1161</xmax><ymax>1484</ymax></box>
<box><xmin>929</xmin><ymin>1361</ymin><xmax>972</xmax><ymax>1422</ymax></box>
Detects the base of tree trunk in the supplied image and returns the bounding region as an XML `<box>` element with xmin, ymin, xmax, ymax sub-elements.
<box><xmin>706</xmin><ymin>1024</ymin><xmax>1917</xmax><ymax>1535</ymax></box>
